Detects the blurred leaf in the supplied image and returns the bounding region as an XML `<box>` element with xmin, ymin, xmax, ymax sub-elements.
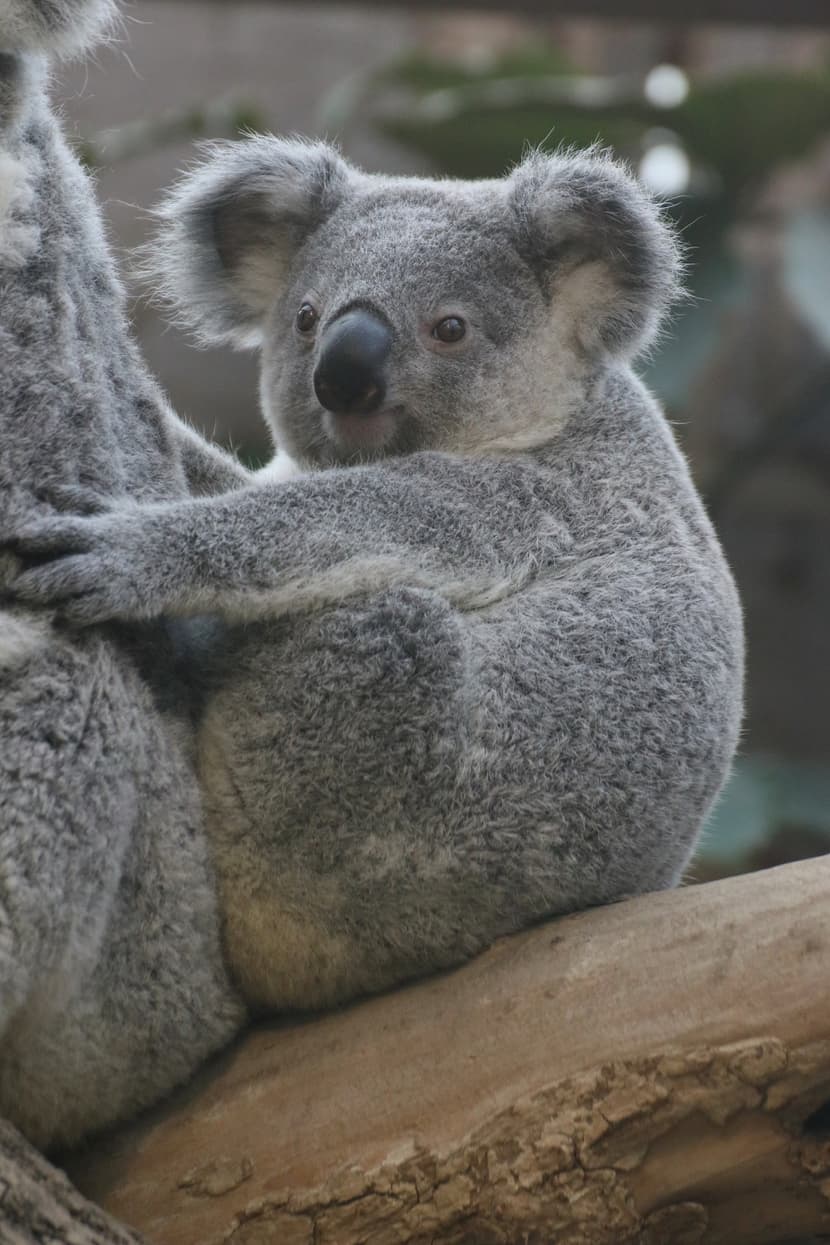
<box><xmin>372</xmin><ymin>50</ymin><xmax>830</xmax><ymax>200</ymax></box>
<box><xmin>701</xmin><ymin>754</ymin><xmax>830</xmax><ymax>867</ymax></box>
<box><xmin>377</xmin><ymin>44</ymin><xmax>574</xmax><ymax>93</ymax></box>
<box><xmin>784</xmin><ymin>210</ymin><xmax>830</xmax><ymax>352</ymax></box>
<box><xmin>675</xmin><ymin>72</ymin><xmax>830</xmax><ymax>195</ymax></box>
<box><xmin>383</xmin><ymin>105</ymin><xmax>645</xmax><ymax>180</ymax></box>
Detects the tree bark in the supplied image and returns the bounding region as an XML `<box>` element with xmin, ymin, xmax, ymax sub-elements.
<box><xmin>0</xmin><ymin>1119</ymin><xmax>146</xmax><ymax>1245</ymax></box>
<box><xmin>44</xmin><ymin>857</ymin><xmax>829</xmax><ymax>1245</ymax></box>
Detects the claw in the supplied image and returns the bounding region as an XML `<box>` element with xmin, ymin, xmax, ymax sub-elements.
<box><xmin>12</xmin><ymin>555</ymin><xmax>95</xmax><ymax>605</ymax></box>
<box><xmin>35</xmin><ymin>484</ymin><xmax>115</xmax><ymax>517</ymax></box>
<box><xmin>6</xmin><ymin>517</ymin><xmax>94</xmax><ymax>559</ymax></box>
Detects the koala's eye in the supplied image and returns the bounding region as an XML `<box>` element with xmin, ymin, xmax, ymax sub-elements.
<box><xmin>433</xmin><ymin>316</ymin><xmax>466</xmax><ymax>344</ymax></box>
<box><xmin>296</xmin><ymin>303</ymin><xmax>319</xmax><ymax>333</ymax></box>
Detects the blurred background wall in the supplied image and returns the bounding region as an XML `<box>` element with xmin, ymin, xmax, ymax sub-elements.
<box><xmin>58</xmin><ymin>0</ymin><xmax>830</xmax><ymax>881</ymax></box>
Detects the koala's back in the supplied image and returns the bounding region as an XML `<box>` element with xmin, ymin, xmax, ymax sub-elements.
<box><xmin>198</xmin><ymin>369</ymin><xmax>743</xmax><ymax>1011</ymax></box>
<box><xmin>0</xmin><ymin>71</ymin><xmax>192</xmax><ymax>526</ymax></box>
<box><xmin>0</xmin><ymin>31</ymin><xmax>244</xmax><ymax>1148</ymax></box>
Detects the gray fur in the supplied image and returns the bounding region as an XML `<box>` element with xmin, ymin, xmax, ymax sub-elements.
<box><xmin>0</xmin><ymin>1</ymin><xmax>249</xmax><ymax>1150</ymax></box>
<box><xmin>9</xmin><ymin>128</ymin><xmax>744</xmax><ymax>1030</ymax></box>
<box><xmin>0</xmin><ymin>0</ymin><xmax>116</xmax><ymax>57</ymax></box>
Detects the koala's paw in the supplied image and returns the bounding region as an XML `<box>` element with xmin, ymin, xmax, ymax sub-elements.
<box><xmin>6</xmin><ymin>508</ymin><xmax>157</xmax><ymax>625</ymax></box>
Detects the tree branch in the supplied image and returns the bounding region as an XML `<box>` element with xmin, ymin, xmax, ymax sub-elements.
<box><xmin>0</xmin><ymin>1119</ymin><xmax>146</xmax><ymax>1245</ymax></box>
<box><xmin>56</xmin><ymin>857</ymin><xmax>830</xmax><ymax>1245</ymax></box>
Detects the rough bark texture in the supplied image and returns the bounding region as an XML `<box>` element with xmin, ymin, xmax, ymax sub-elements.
<box><xmin>0</xmin><ymin>1119</ymin><xmax>146</xmax><ymax>1245</ymax></box>
<box><xmin>46</xmin><ymin>857</ymin><xmax>830</xmax><ymax>1245</ymax></box>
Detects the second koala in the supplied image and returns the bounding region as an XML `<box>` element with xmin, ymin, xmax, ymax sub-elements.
<box><xmin>13</xmin><ymin>138</ymin><xmax>745</xmax><ymax>1011</ymax></box>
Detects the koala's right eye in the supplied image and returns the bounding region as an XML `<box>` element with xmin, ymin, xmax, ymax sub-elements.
<box><xmin>296</xmin><ymin>303</ymin><xmax>319</xmax><ymax>333</ymax></box>
<box><xmin>433</xmin><ymin>316</ymin><xmax>467</xmax><ymax>344</ymax></box>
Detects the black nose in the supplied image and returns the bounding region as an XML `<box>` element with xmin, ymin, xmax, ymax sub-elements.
<box><xmin>313</xmin><ymin>309</ymin><xmax>392</xmax><ymax>416</ymax></box>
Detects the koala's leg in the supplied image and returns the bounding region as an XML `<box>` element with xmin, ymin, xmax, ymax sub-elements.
<box><xmin>0</xmin><ymin>621</ymin><xmax>245</xmax><ymax>1148</ymax></box>
<box><xmin>173</xmin><ymin>419</ymin><xmax>254</xmax><ymax>496</ymax></box>
<box><xmin>196</xmin><ymin>586</ymin><xmax>485</xmax><ymax>1011</ymax></box>
<box><xmin>0</xmin><ymin>629</ymin><xmax>138</xmax><ymax>1029</ymax></box>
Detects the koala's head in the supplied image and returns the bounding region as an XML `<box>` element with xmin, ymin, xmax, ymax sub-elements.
<box><xmin>150</xmin><ymin>137</ymin><xmax>681</xmax><ymax>467</ymax></box>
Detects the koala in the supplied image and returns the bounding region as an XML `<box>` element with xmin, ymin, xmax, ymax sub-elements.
<box><xmin>0</xmin><ymin>0</ymin><xmax>253</xmax><ymax>1150</ymax></box>
<box><xmin>9</xmin><ymin>129</ymin><xmax>745</xmax><ymax>1026</ymax></box>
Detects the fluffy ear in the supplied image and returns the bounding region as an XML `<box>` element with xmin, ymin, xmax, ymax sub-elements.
<box><xmin>145</xmin><ymin>136</ymin><xmax>352</xmax><ymax>348</ymax></box>
<box><xmin>508</xmin><ymin>148</ymin><xmax>683</xmax><ymax>359</ymax></box>
<box><xmin>0</xmin><ymin>0</ymin><xmax>117</xmax><ymax>56</ymax></box>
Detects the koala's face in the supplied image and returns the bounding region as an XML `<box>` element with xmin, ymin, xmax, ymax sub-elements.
<box><xmin>153</xmin><ymin>139</ymin><xmax>681</xmax><ymax>467</ymax></box>
<box><xmin>261</xmin><ymin>184</ymin><xmax>553</xmax><ymax>466</ymax></box>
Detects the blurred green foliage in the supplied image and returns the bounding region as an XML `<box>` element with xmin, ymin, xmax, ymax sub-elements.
<box><xmin>679</xmin><ymin>72</ymin><xmax>830</xmax><ymax>195</ymax></box>
<box><xmin>698</xmin><ymin>755</ymin><xmax>830</xmax><ymax>879</ymax></box>
<box><xmin>380</xmin><ymin>45</ymin><xmax>573</xmax><ymax>91</ymax></box>
<box><xmin>375</xmin><ymin>47</ymin><xmax>830</xmax><ymax>201</ymax></box>
<box><xmin>376</xmin><ymin>48</ymin><xmax>644</xmax><ymax>178</ymax></box>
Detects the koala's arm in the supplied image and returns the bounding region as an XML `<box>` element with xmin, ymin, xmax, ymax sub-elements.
<box><xmin>8</xmin><ymin>456</ymin><xmax>545</xmax><ymax>624</ymax></box>
<box><xmin>171</xmin><ymin>418</ymin><xmax>254</xmax><ymax>496</ymax></box>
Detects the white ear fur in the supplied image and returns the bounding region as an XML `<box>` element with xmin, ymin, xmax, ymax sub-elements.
<box><xmin>143</xmin><ymin>136</ymin><xmax>352</xmax><ymax>349</ymax></box>
<box><xmin>509</xmin><ymin>148</ymin><xmax>684</xmax><ymax>359</ymax></box>
<box><xmin>0</xmin><ymin>0</ymin><xmax>118</xmax><ymax>56</ymax></box>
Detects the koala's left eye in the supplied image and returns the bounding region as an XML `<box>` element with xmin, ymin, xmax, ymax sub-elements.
<box><xmin>433</xmin><ymin>316</ymin><xmax>466</xmax><ymax>344</ymax></box>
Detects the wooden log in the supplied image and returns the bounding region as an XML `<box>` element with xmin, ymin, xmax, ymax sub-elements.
<box><xmin>59</xmin><ymin>857</ymin><xmax>830</xmax><ymax>1245</ymax></box>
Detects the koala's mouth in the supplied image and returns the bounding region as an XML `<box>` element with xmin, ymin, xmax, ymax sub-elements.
<box><xmin>323</xmin><ymin>406</ymin><xmax>403</xmax><ymax>452</ymax></box>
